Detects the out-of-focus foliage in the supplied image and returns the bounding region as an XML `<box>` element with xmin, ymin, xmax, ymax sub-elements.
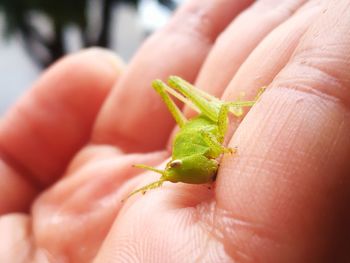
<box><xmin>0</xmin><ymin>0</ymin><xmax>88</xmax><ymax>36</ymax></box>
<box><xmin>158</xmin><ymin>0</ymin><xmax>176</xmax><ymax>10</ymax></box>
<box><xmin>0</xmin><ymin>0</ymin><xmax>177</xmax><ymax>68</ymax></box>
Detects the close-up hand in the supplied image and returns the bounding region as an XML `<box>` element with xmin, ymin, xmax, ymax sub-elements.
<box><xmin>1</xmin><ymin>0</ymin><xmax>350</xmax><ymax>262</ymax></box>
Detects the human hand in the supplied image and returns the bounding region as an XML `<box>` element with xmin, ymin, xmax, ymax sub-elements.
<box><xmin>1</xmin><ymin>0</ymin><xmax>350</xmax><ymax>262</ymax></box>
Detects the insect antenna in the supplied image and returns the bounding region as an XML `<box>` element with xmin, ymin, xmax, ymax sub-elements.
<box><xmin>133</xmin><ymin>164</ymin><xmax>165</xmax><ymax>175</ymax></box>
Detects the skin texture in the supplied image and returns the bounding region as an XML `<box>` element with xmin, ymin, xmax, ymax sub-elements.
<box><xmin>1</xmin><ymin>0</ymin><xmax>350</xmax><ymax>262</ymax></box>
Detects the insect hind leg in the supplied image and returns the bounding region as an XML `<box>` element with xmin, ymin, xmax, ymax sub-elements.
<box><xmin>152</xmin><ymin>79</ymin><xmax>187</xmax><ymax>128</ymax></box>
<box><xmin>168</xmin><ymin>76</ymin><xmax>220</xmax><ymax>122</ymax></box>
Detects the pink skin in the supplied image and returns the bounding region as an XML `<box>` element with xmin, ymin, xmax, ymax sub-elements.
<box><xmin>1</xmin><ymin>0</ymin><xmax>350</xmax><ymax>262</ymax></box>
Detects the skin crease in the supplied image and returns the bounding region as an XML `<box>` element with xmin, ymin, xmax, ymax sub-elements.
<box><xmin>1</xmin><ymin>0</ymin><xmax>350</xmax><ymax>262</ymax></box>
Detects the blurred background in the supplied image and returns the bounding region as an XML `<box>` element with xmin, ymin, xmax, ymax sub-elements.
<box><xmin>0</xmin><ymin>0</ymin><xmax>185</xmax><ymax>113</ymax></box>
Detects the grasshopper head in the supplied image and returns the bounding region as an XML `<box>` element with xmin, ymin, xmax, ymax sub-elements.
<box><xmin>164</xmin><ymin>156</ymin><xmax>218</xmax><ymax>184</ymax></box>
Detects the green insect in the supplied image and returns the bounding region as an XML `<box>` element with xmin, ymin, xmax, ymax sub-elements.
<box><xmin>129</xmin><ymin>76</ymin><xmax>263</xmax><ymax>197</ymax></box>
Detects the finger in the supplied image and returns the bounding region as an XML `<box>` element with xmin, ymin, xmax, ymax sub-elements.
<box><xmin>210</xmin><ymin>0</ymin><xmax>323</xmax><ymax>143</ymax></box>
<box><xmin>0</xmin><ymin>48</ymin><xmax>123</xmax><ymax>213</ymax></box>
<box><xmin>222</xmin><ymin>0</ymin><xmax>323</xmax><ymax>101</ymax></box>
<box><xmin>92</xmin><ymin>0</ymin><xmax>254</xmax><ymax>152</ymax></box>
<box><xmin>0</xmin><ymin>214</ymin><xmax>32</xmax><ymax>261</ymax></box>
<box><xmin>0</xmin><ymin>159</ymin><xmax>37</xmax><ymax>214</ymax></box>
<box><xmin>216</xmin><ymin>1</ymin><xmax>350</xmax><ymax>261</ymax></box>
<box><xmin>195</xmin><ymin>0</ymin><xmax>309</xmax><ymax>98</ymax></box>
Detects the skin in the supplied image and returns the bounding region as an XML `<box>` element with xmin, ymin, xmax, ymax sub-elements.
<box><xmin>1</xmin><ymin>0</ymin><xmax>350</xmax><ymax>262</ymax></box>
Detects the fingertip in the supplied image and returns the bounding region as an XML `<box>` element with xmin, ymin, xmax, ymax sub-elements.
<box><xmin>57</xmin><ymin>47</ymin><xmax>125</xmax><ymax>76</ymax></box>
<box><xmin>76</xmin><ymin>47</ymin><xmax>125</xmax><ymax>75</ymax></box>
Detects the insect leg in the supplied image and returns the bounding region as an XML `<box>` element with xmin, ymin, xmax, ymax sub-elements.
<box><xmin>217</xmin><ymin>104</ymin><xmax>230</xmax><ymax>143</ymax></box>
<box><xmin>152</xmin><ymin>80</ymin><xmax>187</xmax><ymax>128</ymax></box>
<box><xmin>200</xmin><ymin>129</ymin><xmax>236</xmax><ymax>158</ymax></box>
<box><xmin>217</xmin><ymin>100</ymin><xmax>253</xmax><ymax>143</ymax></box>
<box><xmin>226</xmin><ymin>86</ymin><xmax>266</xmax><ymax>116</ymax></box>
<box><xmin>168</xmin><ymin>76</ymin><xmax>220</xmax><ymax>122</ymax></box>
<box><xmin>217</xmin><ymin>99</ymin><xmax>253</xmax><ymax>143</ymax></box>
<box><xmin>217</xmin><ymin>87</ymin><xmax>267</xmax><ymax>140</ymax></box>
<box><xmin>169</xmin><ymin>76</ymin><xmax>221</xmax><ymax>102</ymax></box>
<box><xmin>126</xmin><ymin>178</ymin><xmax>166</xmax><ymax>199</ymax></box>
<box><xmin>255</xmin><ymin>86</ymin><xmax>266</xmax><ymax>100</ymax></box>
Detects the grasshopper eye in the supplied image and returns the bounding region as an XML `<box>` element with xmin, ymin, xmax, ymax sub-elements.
<box><xmin>169</xmin><ymin>159</ymin><xmax>182</xmax><ymax>168</ymax></box>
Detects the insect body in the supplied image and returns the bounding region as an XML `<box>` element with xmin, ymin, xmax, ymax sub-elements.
<box><xmin>129</xmin><ymin>76</ymin><xmax>262</xmax><ymax>197</ymax></box>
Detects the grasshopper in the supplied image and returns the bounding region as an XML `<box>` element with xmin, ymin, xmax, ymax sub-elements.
<box><xmin>129</xmin><ymin>76</ymin><xmax>263</xmax><ymax>197</ymax></box>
